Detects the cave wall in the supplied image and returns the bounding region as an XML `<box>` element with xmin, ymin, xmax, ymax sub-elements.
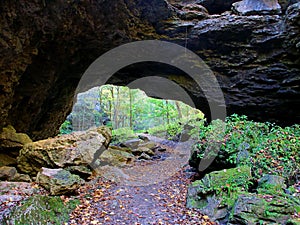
<box><xmin>0</xmin><ymin>0</ymin><xmax>299</xmax><ymax>140</ymax></box>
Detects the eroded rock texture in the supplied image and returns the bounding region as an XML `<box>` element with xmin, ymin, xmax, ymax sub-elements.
<box><xmin>0</xmin><ymin>0</ymin><xmax>299</xmax><ymax>140</ymax></box>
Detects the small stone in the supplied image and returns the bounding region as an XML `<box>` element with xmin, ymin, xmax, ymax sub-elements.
<box><xmin>100</xmin><ymin>148</ymin><xmax>135</xmax><ymax>166</ymax></box>
<box><xmin>138</xmin><ymin>152</ymin><xmax>152</xmax><ymax>160</ymax></box>
<box><xmin>138</xmin><ymin>141</ymin><xmax>156</xmax><ymax>150</ymax></box>
<box><xmin>0</xmin><ymin>166</ymin><xmax>17</xmax><ymax>180</ymax></box>
<box><xmin>132</xmin><ymin>147</ymin><xmax>155</xmax><ymax>156</ymax></box>
<box><xmin>120</xmin><ymin>139</ymin><xmax>140</xmax><ymax>149</ymax></box>
<box><xmin>138</xmin><ymin>134</ymin><xmax>150</xmax><ymax>142</ymax></box>
<box><xmin>257</xmin><ymin>174</ymin><xmax>286</xmax><ymax>192</ymax></box>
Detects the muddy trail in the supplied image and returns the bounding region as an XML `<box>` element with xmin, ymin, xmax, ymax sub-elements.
<box><xmin>69</xmin><ymin>135</ymin><xmax>216</xmax><ymax>225</ymax></box>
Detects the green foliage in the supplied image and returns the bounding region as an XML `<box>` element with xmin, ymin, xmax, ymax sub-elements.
<box><xmin>59</xmin><ymin>120</ymin><xmax>73</xmax><ymax>134</ymax></box>
<box><xmin>59</xmin><ymin>85</ymin><xmax>203</xmax><ymax>135</ymax></box>
<box><xmin>191</xmin><ymin>166</ymin><xmax>252</xmax><ymax>208</ymax></box>
<box><xmin>148</xmin><ymin>124</ymin><xmax>167</xmax><ymax>137</ymax></box>
<box><xmin>111</xmin><ymin>127</ymin><xmax>136</xmax><ymax>143</ymax></box>
<box><xmin>194</xmin><ymin>114</ymin><xmax>300</xmax><ymax>183</ymax></box>
<box><xmin>166</xmin><ymin>122</ymin><xmax>183</xmax><ymax>138</ymax></box>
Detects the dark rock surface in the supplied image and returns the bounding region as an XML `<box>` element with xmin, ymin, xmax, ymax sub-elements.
<box><xmin>0</xmin><ymin>0</ymin><xmax>299</xmax><ymax>140</ymax></box>
<box><xmin>232</xmin><ymin>0</ymin><xmax>282</xmax><ymax>15</ymax></box>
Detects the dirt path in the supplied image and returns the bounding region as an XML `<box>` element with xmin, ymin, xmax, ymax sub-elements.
<box><xmin>95</xmin><ymin>135</ymin><xmax>195</xmax><ymax>186</ymax></box>
<box><xmin>69</xmin><ymin>136</ymin><xmax>216</xmax><ymax>225</ymax></box>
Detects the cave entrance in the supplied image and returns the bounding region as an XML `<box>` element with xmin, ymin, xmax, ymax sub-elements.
<box><xmin>59</xmin><ymin>84</ymin><xmax>205</xmax><ymax>186</ymax></box>
<box><xmin>58</xmin><ymin>40</ymin><xmax>226</xmax><ymax>185</ymax></box>
<box><xmin>60</xmin><ymin>84</ymin><xmax>204</xmax><ymax>142</ymax></box>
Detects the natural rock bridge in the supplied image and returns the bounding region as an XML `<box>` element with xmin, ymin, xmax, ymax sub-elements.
<box><xmin>1</xmin><ymin>0</ymin><xmax>299</xmax><ymax>140</ymax></box>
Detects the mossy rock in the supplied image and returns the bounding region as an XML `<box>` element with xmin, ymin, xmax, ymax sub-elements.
<box><xmin>257</xmin><ymin>174</ymin><xmax>287</xmax><ymax>195</ymax></box>
<box><xmin>187</xmin><ymin>166</ymin><xmax>252</xmax><ymax>221</ymax></box>
<box><xmin>188</xmin><ymin>166</ymin><xmax>252</xmax><ymax>197</ymax></box>
<box><xmin>229</xmin><ymin>193</ymin><xmax>299</xmax><ymax>224</ymax></box>
<box><xmin>37</xmin><ymin>168</ymin><xmax>84</xmax><ymax>195</ymax></box>
<box><xmin>2</xmin><ymin>195</ymin><xmax>79</xmax><ymax>225</ymax></box>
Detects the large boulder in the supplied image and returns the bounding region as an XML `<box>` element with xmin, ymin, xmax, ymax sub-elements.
<box><xmin>17</xmin><ymin>126</ymin><xmax>111</xmax><ymax>176</ymax></box>
<box><xmin>232</xmin><ymin>0</ymin><xmax>282</xmax><ymax>15</ymax></box>
<box><xmin>99</xmin><ymin>148</ymin><xmax>135</xmax><ymax>167</ymax></box>
<box><xmin>36</xmin><ymin>167</ymin><xmax>84</xmax><ymax>195</ymax></box>
<box><xmin>0</xmin><ymin>126</ymin><xmax>32</xmax><ymax>167</ymax></box>
<box><xmin>0</xmin><ymin>125</ymin><xmax>32</xmax><ymax>152</ymax></box>
<box><xmin>0</xmin><ymin>126</ymin><xmax>32</xmax><ymax>166</ymax></box>
<box><xmin>187</xmin><ymin>166</ymin><xmax>252</xmax><ymax>222</ymax></box>
<box><xmin>229</xmin><ymin>193</ymin><xmax>297</xmax><ymax>224</ymax></box>
<box><xmin>187</xmin><ymin>166</ymin><xmax>300</xmax><ymax>224</ymax></box>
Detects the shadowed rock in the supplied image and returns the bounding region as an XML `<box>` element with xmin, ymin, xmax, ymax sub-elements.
<box><xmin>0</xmin><ymin>0</ymin><xmax>299</xmax><ymax>140</ymax></box>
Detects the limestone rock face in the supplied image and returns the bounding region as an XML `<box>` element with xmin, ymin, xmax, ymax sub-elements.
<box><xmin>187</xmin><ymin>166</ymin><xmax>299</xmax><ymax>224</ymax></box>
<box><xmin>178</xmin><ymin>3</ymin><xmax>209</xmax><ymax>20</ymax></box>
<box><xmin>0</xmin><ymin>154</ymin><xmax>16</xmax><ymax>167</ymax></box>
<box><xmin>187</xmin><ymin>166</ymin><xmax>252</xmax><ymax>221</ymax></box>
<box><xmin>194</xmin><ymin>0</ymin><xmax>240</xmax><ymax>14</ymax></box>
<box><xmin>0</xmin><ymin>126</ymin><xmax>32</xmax><ymax>155</ymax></box>
<box><xmin>17</xmin><ymin>126</ymin><xmax>111</xmax><ymax>176</ymax></box>
<box><xmin>36</xmin><ymin>167</ymin><xmax>84</xmax><ymax>195</ymax></box>
<box><xmin>232</xmin><ymin>0</ymin><xmax>282</xmax><ymax>15</ymax></box>
<box><xmin>0</xmin><ymin>0</ymin><xmax>299</xmax><ymax>140</ymax></box>
<box><xmin>229</xmin><ymin>194</ymin><xmax>296</xmax><ymax>224</ymax></box>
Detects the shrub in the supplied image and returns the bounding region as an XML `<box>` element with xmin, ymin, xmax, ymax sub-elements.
<box><xmin>111</xmin><ymin>127</ymin><xmax>136</xmax><ymax>143</ymax></box>
<box><xmin>193</xmin><ymin>114</ymin><xmax>300</xmax><ymax>184</ymax></box>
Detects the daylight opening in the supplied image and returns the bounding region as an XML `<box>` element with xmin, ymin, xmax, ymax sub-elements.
<box><xmin>60</xmin><ymin>85</ymin><xmax>204</xmax><ymax>142</ymax></box>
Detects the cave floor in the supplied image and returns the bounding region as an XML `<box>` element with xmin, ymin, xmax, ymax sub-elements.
<box><xmin>69</xmin><ymin>137</ymin><xmax>215</xmax><ymax>225</ymax></box>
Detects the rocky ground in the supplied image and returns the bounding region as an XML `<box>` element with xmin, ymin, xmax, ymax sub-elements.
<box><xmin>0</xmin><ymin>130</ymin><xmax>216</xmax><ymax>224</ymax></box>
<box><xmin>1</xmin><ymin>124</ymin><xmax>299</xmax><ymax>224</ymax></box>
<box><xmin>69</xmin><ymin>166</ymin><xmax>214</xmax><ymax>225</ymax></box>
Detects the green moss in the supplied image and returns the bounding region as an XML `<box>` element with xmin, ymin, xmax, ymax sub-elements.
<box><xmin>188</xmin><ymin>166</ymin><xmax>252</xmax><ymax>209</ymax></box>
<box><xmin>192</xmin><ymin>114</ymin><xmax>300</xmax><ymax>184</ymax></box>
<box><xmin>2</xmin><ymin>195</ymin><xmax>79</xmax><ymax>225</ymax></box>
<box><xmin>287</xmin><ymin>218</ymin><xmax>300</xmax><ymax>225</ymax></box>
